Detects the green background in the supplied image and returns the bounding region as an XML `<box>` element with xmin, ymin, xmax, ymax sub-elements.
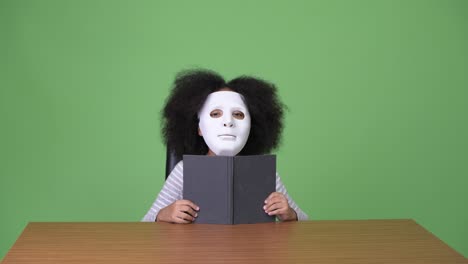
<box><xmin>1</xmin><ymin>0</ymin><xmax>467</xmax><ymax>260</ymax></box>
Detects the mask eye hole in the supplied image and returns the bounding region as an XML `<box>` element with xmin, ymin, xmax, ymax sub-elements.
<box><xmin>210</xmin><ymin>109</ymin><xmax>223</xmax><ymax>118</ymax></box>
<box><xmin>233</xmin><ymin>111</ymin><xmax>245</xmax><ymax>120</ymax></box>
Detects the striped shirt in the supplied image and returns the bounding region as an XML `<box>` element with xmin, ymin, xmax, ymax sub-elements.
<box><xmin>142</xmin><ymin>161</ymin><xmax>308</xmax><ymax>222</ymax></box>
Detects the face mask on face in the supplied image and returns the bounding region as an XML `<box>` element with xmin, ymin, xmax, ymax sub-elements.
<box><xmin>198</xmin><ymin>91</ymin><xmax>251</xmax><ymax>156</ymax></box>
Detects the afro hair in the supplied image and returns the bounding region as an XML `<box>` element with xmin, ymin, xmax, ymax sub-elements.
<box><xmin>161</xmin><ymin>69</ymin><xmax>285</xmax><ymax>157</ymax></box>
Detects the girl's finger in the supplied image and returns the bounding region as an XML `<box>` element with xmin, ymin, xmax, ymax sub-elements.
<box><xmin>264</xmin><ymin>201</ymin><xmax>285</xmax><ymax>213</ymax></box>
<box><xmin>267</xmin><ymin>208</ymin><xmax>286</xmax><ymax>216</ymax></box>
<box><xmin>264</xmin><ymin>192</ymin><xmax>281</xmax><ymax>203</ymax></box>
<box><xmin>264</xmin><ymin>197</ymin><xmax>285</xmax><ymax>211</ymax></box>
<box><xmin>178</xmin><ymin>200</ymin><xmax>200</xmax><ymax>211</ymax></box>
<box><xmin>176</xmin><ymin>211</ymin><xmax>195</xmax><ymax>222</ymax></box>
<box><xmin>179</xmin><ymin>205</ymin><xmax>198</xmax><ymax>218</ymax></box>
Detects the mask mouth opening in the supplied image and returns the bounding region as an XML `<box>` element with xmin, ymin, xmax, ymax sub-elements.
<box><xmin>218</xmin><ymin>135</ymin><xmax>237</xmax><ymax>140</ymax></box>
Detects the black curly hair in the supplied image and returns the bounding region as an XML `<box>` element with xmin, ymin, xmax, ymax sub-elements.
<box><xmin>162</xmin><ymin>69</ymin><xmax>285</xmax><ymax>157</ymax></box>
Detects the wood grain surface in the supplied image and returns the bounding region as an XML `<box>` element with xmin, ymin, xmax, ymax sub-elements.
<box><xmin>2</xmin><ymin>219</ymin><xmax>466</xmax><ymax>264</ymax></box>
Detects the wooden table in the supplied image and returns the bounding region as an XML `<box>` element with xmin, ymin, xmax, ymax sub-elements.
<box><xmin>2</xmin><ymin>219</ymin><xmax>466</xmax><ymax>264</ymax></box>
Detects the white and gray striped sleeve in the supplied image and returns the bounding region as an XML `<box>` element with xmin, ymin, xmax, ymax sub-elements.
<box><xmin>276</xmin><ymin>172</ymin><xmax>309</xmax><ymax>221</ymax></box>
<box><xmin>141</xmin><ymin>161</ymin><xmax>184</xmax><ymax>222</ymax></box>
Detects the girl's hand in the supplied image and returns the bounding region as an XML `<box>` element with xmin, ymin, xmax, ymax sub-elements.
<box><xmin>263</xmin><ymin>192</ymin><xmax>297</xmax><ymax>221</ymax></box>
<box><xmin>156</xmin><ymin>200</ymin><xmax>199</xmax><ymax>224</ymax></box>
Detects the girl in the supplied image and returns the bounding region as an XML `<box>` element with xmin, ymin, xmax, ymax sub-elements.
<box><xmin>143</xmin><ymin>69</ymin><xmax>308</xmax><ymax>223</ymax></box>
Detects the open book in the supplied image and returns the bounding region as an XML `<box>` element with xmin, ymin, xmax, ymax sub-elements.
<box><xmin>183</xmin><ymin>155</ymin><xmax>276</xmax><ymax>224</ymax></box>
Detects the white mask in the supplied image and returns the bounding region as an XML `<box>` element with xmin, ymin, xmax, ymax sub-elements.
<box><xmin>198</xmin><ymin>91</ymin><xmax>251</xmax><ymax>156</ymax></box>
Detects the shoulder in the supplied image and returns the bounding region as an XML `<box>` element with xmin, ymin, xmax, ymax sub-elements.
<box><xmin>176</xmin><ymin>160</ymin><xmax>184</xmax><ymax>169</ymax></box>
<box><xmin>167</xmin><ymin>160</ymin><xmax>184</xmax><ymax>181</ymax></box>
<box><xmin>172</xmin><ymin>160</ymin><xmax>184</xmax><ymax>175</ymax></box>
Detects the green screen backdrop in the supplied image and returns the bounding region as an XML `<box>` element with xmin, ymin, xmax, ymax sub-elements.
<box><xmin>1</xmin><ymin>0</ymin><xmax>467</xmax><ymax>259</ymax></box>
